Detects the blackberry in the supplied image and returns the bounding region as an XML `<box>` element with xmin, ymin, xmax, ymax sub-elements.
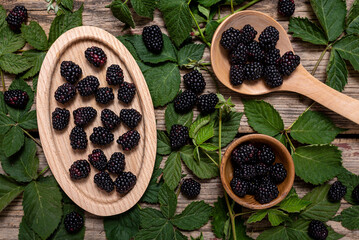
<box><xmin>238</xmin><ymin>165</ymin><xmax>256</xmax><ymax>181</ymax></box>
<box><xmin>278</xmin><ymin>0</ymin><xmax>295</xmax><ymax>17</ymax></box>
<box><xmin>269</xmin><ymin>163</ymin><xmax>287</xmax><ymax>184</ymax></box>
<box><xmin>229</xmin><ymin>43</ymin><xmax>247</xmax><ymax>65</ymax></box>
<box><xmin>183</xmin><ymin>70</ymin><xmax>206</xmax><ymax>94</ymax></box>
<box><xmin>142</xmin><ymin>25</ymin><xmax>163</xmax><ymax>53</ymax></box>
<box><xmin>76</xmin><ymin>76</ymin><xmax>100</xmax><ymax>96</ymax></box>
<box><xmin>264</xmin><ymin>48</ymin><xmax>281</xmax><ymax>65</ymax></box>
<box><xmin>88</xmin><ymin>149</ymin><xmax>107</xmax><ymax>171</ymax></box>
<box><xmin>73</xmin><ymin>107</ymin><xmax>97</xmax><ymax>127</ymax></box>
<box><xmin>230</xmin><ymin>65</ymin><xmax>245</xmax><ymax>86</ymax></box>
<box><xmin>246</xmin><ymin>41</ymin><xmax>264</xmax><ymax>62</ymax></box>
<box><xmin>52</xmin><ymin>107</ymin><xmax>70</xmax><ymax>130</ymax></box>
<box><xmin>233</xmin><ymin>168</ymin><xmax>240</xmax><ymax>178</ymax></box>
<box><xmin>264</xmin><ymin>65</ymin><xmax>283</xmax><ymax>88</ymax></box>
<box><xmin>258</xmin><ymin>144</ymin><xmax>275</xmax><ymax>165</ymax></box>
<box><xmin>4</xmin><ymin>89</ymin><xmax>29</xmax><ymax>109</ymax></box>
<box><xmin>70</xmin><ymin>126</ymin><xmax>88</xmax><ymax>150</ymax></box>
<box><xmin>114</xmin><ymin>171</ymin><xmax>137</xmax><ymax>194</ymax></box>
<box><xmin>107</xmin><ymin>152</ymin><xmax>126</xmax><ymax>174</ymax></box>
<box><xmin>85</xmin><ymin>46</ymin><xmax>107</xmax><ymax>67</ymax></box>
<box><xmin>55</xmin><ymin>83</ymin><xmax>76</xmax><ymax>104</ymax></box>
<box><xmin>69</xmin><ymin>160</ymin><xmax>90</xmax><ymax>179</ymax></box>
<box><xmin>220</xmin><ymin>27</ymin><xmax>242</xmax><ymax>50</ymax></box>
<box><xmin>197</xmin><ymin>93</ymin><xmax>218</xmax><ymax>115</ymax></box>
<box><xmin>101</xmin><ymin>109</ymin><xmax>120</xmax><ymax>130</ymax></box>
<box><xmin>6</xmin><ymin>6</ymin><xmax>27</xmax><ymax>32</ymax></box>
<box><xmin>90</xmin><ymin>127</ymin><xmax>114</xmax><ymax>145</ymax></box>
<box><xmin>328</xmin><ymin>181</ymin><xmax>347</xmax><ymax>202</ymax></box>
<box><xmin>255</xmin><ymin>181</ymin><xmax>279</xmax><ymax>204</ymax></box>
<box><xmin>94</xmin><ymin>171</ymin><xmax>114</xmax><ymax>193</ymax></box>
<box><xmin>169</xmin><ymin>124</ymin><xmax>189</xmax><ymax>150</ymax></box>
<box><xmin>308</xmin><ymin>220</ymin><xmax>328</xmax><ymax>240</ymax></box>
<box><xmin>244</xmin><ymin>62</ymin><xmax>263</xmax><ymax>81</ymax></box>
<box><xmin>232</xmin><ymin>144</ymin><xmax>258</xmax><ymax>167</ymax></box>
<box><xmin>174</xmin><ymin>90</ymin><xmax>197</xmax><ymax>114</ymax></box>
<box><xmin>230</xmin><ymin>178</ymin><xmax>248</xmax><ymax>197</ymax></box>
<box><xmin>255</xmin><ymin>163</ymin><xmax>269</xmax><ymax>177</ymax></box>
<box><xmin>353</xmin><ymin>185</ymin><xmax>359</xmax><ymax>203</ymax></box>
<box><xmin>248</xmin><ymin>179</ymin><xmax>261</xmax><ymax>195</ymax></box>
<box><xmin>64</xmin><ymin>211</ymin><xmax>84</xmax><ymax>233</ymax></box>
<box><xmin>278</xmin><ymin>51</ymin><xmax>300</xmax><ymax>76</ymax></box>
<box><xmin>106</xmin><ymin>64</ymin><xmax>124</xmax><ymax>85</ymax></box>
<box><xmin>120</xmin><ymin>108</ymin><xmax>142</xmax><ymax>129</ymax></box>
<box><xmin>240</xmin><ymin>24</ymin><xmax>257</xmax><ymax>44</ymax></box>
<box><xmin>181</xmin><ymin>178</ymin><xmax>201</xmax><ymax>198</ymax></box>
<box><xmin>95</xmin><ymin>87</ymin><xmax>114</xmax><ymax>104</ymax></box>
<box><xmin>259</xmin><ymin>26</ymin><xmax>280</xmax><ymax>50</ymax></box>
<box><xmin>60</xmin><ymin>61</ymin><xmax>82</xmax><ymax>84</ymax></box>
<box><xmin>117</xmin><ymin>130</ymin><xmax>140</xmax><ymax>151</ymax></box>
<box><xmin>118</xmin><ymin>82</ymin><xmax>136</xmax><ymax>104</ymax></box>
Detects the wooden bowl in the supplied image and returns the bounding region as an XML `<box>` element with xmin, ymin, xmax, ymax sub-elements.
<box><xmin>220</xmin><ymin>134</ymin><xmax>294</xmax><ymax>209</ymax></box>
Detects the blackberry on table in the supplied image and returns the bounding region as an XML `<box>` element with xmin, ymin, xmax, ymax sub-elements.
<box><xmin>4</xmin><ymin>89</ymin><xmax>29</xmax><ymax>109</ymax></box>
<box><xmin>230</xmin><ymin>178</ymin><xmax>248</xmax><ymax>197</ymax></box>
<box><xmin>238</xmin><ymin>165</ymin><xmax>256</xmax><ymax>181</ymax></box>
<box><xmin>174</xmin><ymin>90</ymin><xmax>197</xmax><ymax>114</ymax></box>
<box><xmin>264</xmin><ymin>48</ymin><xmax>281</xmax><ymax>65</ymax></box>
<box><xmin>232</xmin><ymin>144</ymin><xmax>258</xmax><ymax>166</ymax></box>
<box><xmin>220</xmin><ymin>27</ymin><xmax>242</xmax><ymax>50</ymax></box>
<box><xmin>118</xmin><ymin>82</ymin><xmax>136</xmax><ymax>104</ymax></box>
<box><xmin>328</xmin><ymin>181</ymin><xmax>347</xmax><ymax>202</ymax></box>
<box><xmin>94</xmin><ymin>171</ymin><xmax>114</xmax><ymax>193</ymax></box>
<box><xmin>88</xmin><ymin>149</ymin><xmax>107</xmax><ymax>171</ymax></box>
<box><xmin>183</xmin><ymin>70</ymin><xmax>206</xmax><ymax>94</ymax></box>
<box><xmin>258</xmin><ymin>144</ymin><xmax>275</xmax><ymax>165</ymax></box>
<box><xmin>308</xmin><ymin>220</ymin><xmax>328</xmax><ymax>240</ymax></box>
<box><xmin>117</xmin><ymin>130</ymin><xmax>141</xmax><ymax>151</ymax></box>
<box><xmin>269</xmin><ymin>163</ymin><xmax>287</xmax><ymax>184</ymax></box>
<box><xmin>255</xmin><ymin>163</ymin><xmax>269</xmax><ymax>177</ymax></box>
<box><xmin>240</xmin><ymin>24</ymin><xmax>257</xmax><ymax>44</ymax></box>
<box><xmin>142</xmin><ymin>25</ymin><xmax>163</xmax><ymax>53</ymax></box>
<box><xmin>353</xmin><ymin>185</ymin><xmax>359</xmax><ymax>203</ymax></box>
<box><xmin>60</xmin><ymin>61</ymin><xmax>82</xmax><ymax>84</ymax></box>
<box><xmin>114</xmin><ymin>171</ymin><xmax>137</xmax><ymax>194</ymax></box>
<box><xmin>90</xmin><ymin>127</ymin><xmax>114</xmax><ymax>145</ymax></box>
<box><xmin>259</xmin><ymin>26</ymin><xmax>280</xmax><ymax>50</ymax></box>
<box><xmin>278</xmin><ymin>51</ymin><xmax>300</xmax><ymax>75</ymax></box>
<box><xmin>101</xmin><ymin>109</ymin><xmax>120</xmax><ymax>130</ymax></box>
<box><xmin>85</xmin><ymin>46</ymin><xmax>107</xmax><ymax>67</ymax></box>
<box><xmin>6</xmin><ymin>6</ymin><xmax>27</xmax><ymax>32</ymax></box>
<box><xmin>169</xmin><ymin>124</ymin><xmax>189</xmax><ymax>150</ymax></box>
<box><xmin>70</xmin><ymin>126</ymin><xmax>88</xmax><ymax>150</ymax></box>
<box><xmin>230</xmin><ymin>65</ymin><xmax>245</xmax><ymax>86</ymax></box>
<box><xmin>120</xmin><ymin>108</ymin><xmax>142</xmax><ymax>129</ymax></box>
<box><xmin>95</xmin><ymin>87</ymin><xmax>114</xmax><ymax>104</ymax></box>
<box><xmin>54</xmin><ymin>83</ymin><xmax>76</xmax><ymax>104</ymax></box>
<box><xmin>264</xmin><ymin>65</ymin><xmax>283</xmax><ymax>88</ymax></box>
<box><xmin>229</xmin><ymin>43</ymin><xmax>247</xmax><ymax>65</ymax></box>
<box><xmin>246</xmin><ymin>41</ymin><xmax>264</xmax><ymax>62</ymax></box>
<box><xmin>106</xmin><ymin>64</ymin><xmax>124</xmax><ymax>85</ymax></box>
<box><xmin>197</xmin><ymin>93</ymin><xmax>219</xmax><ymax>115</ymax></box>
<box><xmin>181</xmin><ymin>178</ymin><xmax>201</xmax><ymax>198</ymax></box>
<box><xmin>73</xmin><ymin>107</ymin><xmax>97</xmax><ymax>127</ymax></box>
<box><xmin>244</xmin><ymin>62</ymin><xmax>263</xmax><ymax>81</ymax></box>
<box><xmin>69</xmin><ymin>160</ymin><xmax>90</xmax><ymax>180</ymax></box>
<box><xmin>107</xmin><ymin>152</ymin><xmax>126</xmax><ymax>174</ymax></box>
<box><xmin>76</xmin><ymin>76</ymin><xmax>100</xmax><ymax>96</ymax></box>
<box><xmin>255</xmin><ymin>181</ymin><xmax>279</xmax><ymax>204</ymax></box>
<box><xmin>52</xmin><ymin>107</ymin><xmax>70</xmax><ymax>130</ymax></box>
<box><xmin>278</xmin><ymin>0</ymin><xmax>295</xmax><ymax>17</ymax></box>
<box><xmin>64</xmin><ymin>211</ymin><xmax>84</xmax><ymax>233</ymax></box>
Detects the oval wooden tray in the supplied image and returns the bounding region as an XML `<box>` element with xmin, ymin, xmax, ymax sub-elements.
<box><xmin>37</xmin><ymin>26</ymin><xmax>157</xmax><ymax>216</ymax></box>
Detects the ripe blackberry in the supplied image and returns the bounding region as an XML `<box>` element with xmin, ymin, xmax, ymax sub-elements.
<box><xmin>174</xmin><ymin>90</ymin><xmax>197</xmax><ymax>114</ymax></box>
<box><xmin>117</xmin><ymin>130</ymin><xmax>140</xmax><ymax>151</ymax></box>
<box><xmin>183</xmin><ymin>70</ymin><xmax>206</xmax><ymax>94</ymax></box>
<box><xmin>328</xmin><ymin>181</ymin><xmax>347</xmax><ymax>202</ymax></box>
<box><xmin>94</xmin><ymin>171</ymin><xmax>114</xmax><ymax>193</ymax></box>
<box><xmin>169</xmin><ymin>124</ymin><xmax>189</xmax><ymax>150</ymax></box>
<box><xmin>107</xmin><ymin>152</ymin><xmax>125</xmax><ymax>174</ymax></box>
<box><xmin>60</xmin><ymin>61</ymin><xmax>82</xmax><ymax>84</ymax></box>
<box><xmin>264</xmin><ymin>65</ymin><xmax>283</xmax><ymax>88</ymax></box>
<box><xmin>230</xmin><ymin>65</ymin><xmax>245</xmax><ymax>86</ymax></box>
<box><xmin>120</xmin><ymin>108</ymin><xmax>142</xmax><ymax>129</ymax></box>
<box><xmin>52</xmin><ymin>107</ymin><xmax>70</xmax><ymax>130</ymax></box>
<box><xmin>278</xmin><ymin>51</ymin><xmax>300</xmax><ymax>75</ymax></box>
<box><xmin>246</xmin><ymin>41</ymin><xmax>264</xmax><ymax>62</ymax></box>
<box><xmin>244</xmin><ymin>62</ymin><xmax>263</xmax><ymax>81</ymax></box>
<box><xmin>4</xmin><ymin>89</ymin><xmax>29</xmax><ymax>109</ymax></box>
<box><xmin>70</xmin><ymin>126</ymin><xmax>88</xmax><ymax>150</ymax></box>
<box><xmin>255</xmin><ymin>182</ymin><xmax>279</xmax><ymax>204</ymax></box>
<box><xmin>220</xmin><ymin>27</ymin><xmax>242</xmax><ymax>50</ymax></box>
<box><xmin>240</xmin><ymin>24</ymin><xmax>257</xmax><ymax>44</ymax></box>
<box><xmin>90</xmin><ymin>127</ymin><xmax>114</xmax><ymax>145</ymax></box>
<box><xmin>259</xmin><ymin>26</ymin><xmax>280</xmax><ymax>50</ymax></box>
<box><xmin>69</xmin><ymin>160</ymin><xmax>90</xmax><ymax>180</ymax></box>
<box><xmin>233</xmin><ymin>168</ymin><xmax>240</xmax><ymax>178</ymax></box>
<box><xmin>353</xmin><ymin>185</ymin><xmax>359</xmax><ymax>203</ymax></box>
<box><xmin>142</xmin><ymin>25</ymin><xmax>163</xmax><ymax>53</ymax></box>
<box><xmin>64</xmin><ymin>211</ymin><xmax>84</xmax><ymax>233</ymax></box>
<box><xmin>85</xmin><ymin>46</ymin><xmax>107</xmax><ymax>67</ymax></box>
<box><xmin>229</xmin><ymin>43</ymin><xmax>247</xmax><ymax>65</ymax></box>
<box><xmin>278</xmin><ymin>0</ymin><xmax>295</xmax><ymax>17</ymax></box>
<box><xmin>232</xmin><ymin>144</ymin><xmax>258</xmax><ymax>166</ymax></box>
<box><xmin>258</xmin><ymin>144</ymin><xmax>275</xmax><ymax>165</ymax></box>
<box><xmin>114</xmin><ymin>171</ymin><xmax>137</xmax><ymax>194</ymax></box>
<box><xmin>95</xmin><ymin>87</ymin><xmax>114</xmax><ymax>104</ymax></box>
<box><xmin>76</xmin><ymin>76</ymin><xmax>100</xmax><ymax>96</ymax></box>
<box><xmin>106</xmin><ymin>64</ymin><xmax>124</xmax><ymax>85</ymax></box>
<box><xmin>230</xmin><ymin>178</ymin><xmax>248</xmax><ymax>197</ymax></box>
<box><xmin>55</xmin><ymin>83</ymin><xmax>76</xmax><ymax>104</ymax></box>
<box><xmin>6</xmin><ymin>6</ymin><xmax>27</xmax><ymax>32</ymax></box>
<box><xmin>118</xmin><ymin>82</ymin><xmax>136</xmax><ymax>104</ymax></box>
<box><xmin>255</xmin><ymin>163</ymin><xmax>269</xmax><ymax>177</ymax></box>
<box><xmin>181</xmin><ymin>178</ymin><xmax>201</xmax><ymax>198</ymax></box>
<box><xmin>101</xmin><ymin>109</ymin><xmax>120</xmax><ymax>130</ymax></box>
<box><xmin>264</xmin><ymin>48</ymin><xmax>281</xmax><ymax>65</ymax></box>
<box><xmin>269</xmin><ymin>163</ymin><xmax>287</xmax><ymax>184</ymax></box>
<box><xmin>197</xmin><ymin>93</ymin><xmax>218</xmax><ymax>115</ymax></box>
<box><xmin>88</xmin><ymin>149</ymin><xmax>107</xmax><ymax>171</ymax></box>
<box><xmin>238</xmin><ymin>165</ymin><xmax>256</xmax><ymax>181</ymax></box>
<box><xmin>308</xmin><ymin>220</ymin><xmax>328</xmax><ymax>240</ymax></box>
<box><xmin>248</xmin><ymin>179</ymin><xmax>261</xmax><ymax>195</ymax></box>
<box><xmin>73</xmin><ymin>107</ymin><xmax>97</xmax><ymax>127</ymax></box>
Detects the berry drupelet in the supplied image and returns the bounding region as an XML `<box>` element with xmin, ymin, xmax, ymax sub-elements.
<box><xmin>258</xmin><ymin>144</ymin><xmax>275</xmax><ymax>165</ymax></box>
<box><xmin>264</xmin><ymin>48</ymin><xmax>281</xmax><ymax>65</ymax></box>
<box><xmin>54</xmin><ymin>83</ymin><xmax>76</xmax><ymax>104</ymax></box>
<box><xmin>70</xmin><ymin>126</ymin><xmax>88</xmax><ymax>150</ymax></box>
<box><xmin>328</xmin><ymin>181</ymin><xmax>347</xmax><ymax>202</ymax></box>
<box><xmin>247</xmin><ymin>179</ymin><xmax>260</xmax><ymax>195</ymax></box>
<box><xmin>169</xmin><ymin>124</ymin><xmax>189</xmax><ymax>150</ymax></box>
<box><xmin>52</xmin><ymin>107</ymin><xmax>70</xmax><ymax>130</ymax></box>
<box><xmin>64</xmin><ymin>211</ymin><xmax>84</xmax><ymax>233</ymax></box>
<box><xmin>278</xmin><ymin>51</ymin><xmax>300</xmax><ymax>75</ymax></box>
<box><xmin>6</xmin><ymin>6</ymin><xmax>27</xmax><ymax>32</ymax></box>
<box><xmin>173</xmin><ymin>90</ymin><xmax>197</xmax><ymax>114</ymax></box>
<box><xmin>142</xmin><ymin>25</ymin><xmax>163</xmax><ymax>53</ymax></box>
<box><xmin>259</xmin><ymin>26</ymin><xmax>280</xmax><ymax>50</ymax></box>
<box><xmin>353</xmin><ymin>185</ymin><xmax>359</xmax><ymax>203</ymax></box>
<box><xmin>117</xmin><ymin>130</ymin><xmax>141</xmax><ymax>151</ymax></box>
<box><xmin>269</xmin><ymin>163</ymin><xmax>287</xmax><ymax>183</ymax></box>
<box><xmin>85</xmin><ymin>46</ymin><xmax>107</xmax><ymax>67</ymax></box>
<box><xmin>230</xmin><ymin>65</ymin><xmax>245</xmax><ymax>86</ymax></box>
<box><xmin>244</xmin><ymin>62</ymin><xmax>263</xmax><ymax>81</ymax></box>
<box><xmin>69</xmin><ymin>160</ymin><xmax>90</xmax><ymax>180</ymax></box>
<box><xmin>181</xmin><ymin>178</ymin><xmax>201</xmax><ymax>198</ymax></box>
<box><xmin>76</xmin><ymin>76</ymin><xmax>100</xmax><ymax>96</ymax></box>
<box><xmin>308</xmin><ymin>220</ymin><xmax>328</xmax><ymax>240</ymax></box>
<box><xmin>197</xmin><ymin>93</ymin><xmax>219</xmax><ymax>115</ymax></box>
<box><xmin>73</xmin><ymin>107</ymin><xmax>97</xmax><ymax>127</ymax></box>
<box><xmin>238</xmin><ymin>165</ymin><xmax>256</xmax><ymax>181</ymax></box>
<box><xmin>90</xmin><ymin>127</ymin><xmax>114</xmax><ymax>145</ymax></box>
<box><xmin>230</xmin><ymin>43</ymin><xmax>248</xmax><ymax>65</ymax></box>
<box><xmin>94</xmin><ymin>171</ymin><xmax>114</xmax><ymax>192</ymax></box>
<box><xmin>264</xmin><ymin>65</ymin><xmax>283</xmax><ymax>88</ymax></box>
<box><xmin>60</xmin><ymin>61</ymin><xmax>82</xmax><ymax>84</ymax></box>
<box><xmin>101</xmin><ymin>109</ymin><xmax>120</xmax><ymax>130</ymax></box>
<box><xmin>278</xmin><ymin>0</ymin><xmax>295</xmax><ymax>17</ymax></box>
<box><xmin>255</xmin><ymin>181</ymin><xmax>279</xmax><ymax>204</ymax></box>
<box><xmin>95</xmin><ymin>87</ymin><xmax>114</xmax><ymax>104</ymax></box>
<box><xmin>230</xmin><ymin>178</ymin><xmax>248</xmax><ymax>197</ymax></box>
<box><xmin>118</xmin><ymin>82</ymin><xmax>136</xmax><ymax>104</ymax></box>
<box><xmin>183</xmin><ymin>70</ymin><xmax>206</xmax><ymax>94</ymax></box>
<box><xmin>4</xmin><ymin>89</ymin><xmax>29</xmax><ymax>109</ymax></box>
<box><xmin>120</xmin><ymin>108</ymin><xmax>142</xmax><ymax>129</ymax></box>
<box><xmin>255</xmin><ymin>163</ymin><xmax>269</xmax><ymax>177</ymax></box>
<box><xmin>246</xmin><ymin>41</ymin><xmax>264</xmax><ymax>62</ymax></box>
<box><xmin>88</xmin><ymin>149</ymin><xmax>107</xmax><ymax>171</ymax></box>
<box><xmin>106</xmin><ymin>64</ymin><xmax>124</xmax><ymax>85</ymax></box>
<box><xmin>107</xmin><ymin>152</ymin><xmax>126</xmax><ymax>175</ymax></box>
<box><xmin>240</xmin><ymin>24</ymin><xmax>257</xmax><ymax>44</ymax></box>
<box><xmin>232</xmin><ymin>144</ymin><xmax>258</xmax><ymax>166</ymax></box>
<box><xmin>220</xmin><ymin>27</ymin><xmax>242</xmax><ymax>50</ymax></box>
<box><xmin>114</xmin><ymin>171</ymin><xmax>137</xmax><ymax>194</ymax></box>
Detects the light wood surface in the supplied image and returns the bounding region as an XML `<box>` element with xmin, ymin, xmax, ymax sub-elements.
<box><xmin>37</xmin><ymin>26</ymin><xmax>157</xmax><ymax>216</ymax></box>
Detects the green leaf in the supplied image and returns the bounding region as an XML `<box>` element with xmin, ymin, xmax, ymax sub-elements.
<box><xmin>0</xmin><ymin>27</ymin><xmax>26</xmax><ymax>55</ymax></box>
<box><xmin>211</xmin><ymin>197</ymin><xmax>228</xmax><ymax>238</ymax></box>
<box><xmin>174</xmin><ymin>230</ymin><xmax>188</xmax><ymax>240</ymax></box>
<box><xmin>3</xmin><ymin>126</ymin><xmax>24</xmax><ymax>157</ymax></box>
<box><xmin>18</xmin><ymin>110</ymin><xmax>37</xmax><ymax>130</ymax></box>
<box><xmin>279</xmin><ymin>196</ymin><xmax>311</xmax><ymax>213</ymax></box>
<box><xmin>326</xmin><ymin>49</ymin><xmax>348</xmax><ymax>92</ymax></box>
<box><xmin>310</xmin><ymin>0</ymin><xmax>346</xmax><ymax>41</ymax></box>
<box><xmin>333</xmin><ymin>205</ymin><xmax>359</xmax><ymax>230</ymax></box>
<box><xmin>165</xmin><ymin>103</ymin><xmax>193</xmax><ymax>133</ymax></box>
<box><xmin>141</xmin><ymin>156</ymin><xmax>163</xmax><ymax>203</ymax></box>
<box><xmin>177</xmin><ymin>44</ymin><xmax>205</xmax><ymax>66</ymax></box>
<box><xmin>199</xmin><ymin>143</ymin><xmax>218</xmax><ymax>151</ymax></box>
<box><xmin>0</xmin><ymin>112</ymin><xmax>15</xmax><ymax>135</ymax></box>
<box><xmin>104</xmin><ymin>206</ymin><xmax>140</xmax><ymax>240</ymax></box>
<box><xmin>205</xmin><ymin>20</ymin><xmax>219</xmax><ymax>42</ymax></box>
<box><xmin>171</xmin><ymin>201</ymin><xmax>212</xmax><ymax>231</ymax></box>
<box><xmin>229</xmin><ymin>217</ymin><xmax>253</xmax><ymax>240</ymax></box>
<box><xmin>337</xmin><ymin>170</ymin><xmax>359</xmax><ymax>204</ymax></box>
<box><xmin>347</xmin><ymin>0</ymin><xmax>359</xmax><ymax>35</ymax></box>
<box><xmin>21</xmin><ymin>50</ymin><xmax>46</xmax><ymax>79</ymax></box>
<box><xmin>60</xmin><ymin>0</ymin><xmax>74</xmax><ymax>10</ymax></box>
<box><xmin>140</xmin><ymin>208</ymin><xmax>167</xmax><ymax>229</ymax></box>
<box><xmin>195</xmin><ymin>122</ymin><xmax>214</xmax><ymax>145</ymax></box>
<box><xmin>158</xmin><ymin>0</ymin><xmax>192</xmax><ymax>47</ymax></box>
<box><xmin>0</xmin><ymin>92</ymin><xmax>7</xmax><ymax>114</ymax></box>
<box><xmin>117</xmin><ymin>35</ymin><xmax>140</xmax><ymax>61</ymax></box>
<box><xmin>288</xmin><ymin>17</ymin><xmax>328</xmax><ymax>45</ymax></box>
<box><xmin>292</xmin><ymin>145</ymin><xmax>343</xmax><ymax>184</ymax></box>
<box><xmin>135</xmin><ymin>221</ymin><xmax>174</xmax><ymax>240</ymax></box>
<box><xmin>130</xmin><ymin>0</ymin><xmax>156</xmax><ymax>19</ymax></box>
<box><xmin>290</xmin><ymin>110</ymin><xmax>342</xmax><ymax>144</ymax></box>
<box><xmin>143</xmin><ymin>63</ymin><xmax>181</xmax><ymax>107</ymax></box>
<box><xmin>0</xmin><ymin>6</ymin><xmax>7</xmax><ymax>31</ymax></box>
<box><xmin>247</xmin><ymin>209</ymin><xmax>269</xmax><ymax>224</ymax></box>
<box><xmin>274</xmin><ymin>133</ymin><xmax>287</xmax><ymax>147</ymax></box>
<box><xmin>333</xmin><ymin>35</ymin><xmax>359</xmax><ymax>71</ymax></box>
<box><xmin>267</xmin><ymin>209</ymin><xmax>290</xmax><ymax>227</ymax></box>
<box><xmin>107</xmin><ymin>0</ymin><xmax>135</xmax><ymax>28</ymax></box>
<box><xmin>0</xmin><ymin>174</ymin><xmax>24</xmax><ymax>212</ymax></box>
<box><xmin>0</xmin><ymin>53</ymin><xmax>32</xmax><ymax>74</ymax></box>
<box><xmin>157</xmin><ymin>130</ymin><xmax>171</xmax><ymax>155</ymax></box>
<box><xmin>21</xmin><ymin>21</ymin><xmax>48</xmax><ymax>51</ymax></box>
<box><xmin>163</xmin><ymin>152</ymin><xmax>182</xmax><ymax>190</ymax></box>
<box><xmin>197</xmin><ymin>0</ymin><xmax>221</xmax><ymax>7</ymax></box>
<box><xmin>198</xmin><ymin>5</ymin><xmax>209</xmax><ymax>19</ymax></box>
<box><xmin>8</xmin><ymin>78</ymin><xmax>34</xmax><ymax>119</ymax></box>
<box><xmin>158</xmin><ymin>184</ymin><xmax>177</xmax><ymax>219</ymax></box>
<box><xmin>1</xmin><ymin>138</ymin><xmax>38</xmax><ymax>182</ymax></box>
<box><xmin>244</xmin><ymin>100</ymin><xmax>284</xmax><ymax>136</ymax></box>
<box><xmin>18</xmin><ymin>217</ymin><xmax>41</xmax><ymax>240</ymax></box>
<box><xmin>32</xmin><ymin>76</ymin><xmax>38</xmax><ymax>93</ymax></box>
<box><xmin>189</xmin><ymin>115</ymin><xmax>211</xmax><ymax>139</ymax></box>
<box><xmin>23</xmin><ymin>176</ymin><xmax>62</xmax><ymax>239</ymax></box>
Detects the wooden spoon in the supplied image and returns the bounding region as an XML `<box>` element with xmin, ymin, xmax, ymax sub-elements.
<box><xmin>211</xmin><ymin>10</ymin><xmax>359</xmax><ymax>125</ymax></box>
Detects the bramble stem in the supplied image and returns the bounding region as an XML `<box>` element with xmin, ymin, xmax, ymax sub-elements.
<box><xmin>204</xmin><ymin>151</ymin><xmax>219</xmax><ymax>167</ymax></box>
<box><xmin>225</xmin><ymin>192</ymin><xmax>237</xmax><ymax>240</ymax></box>
<box><xmin>22</xmin><ymin>129</ymin><xmax>42</xmax><ymax>148</ymax></box>
<box><xmin>189</xmin><ymin>8</ymin><xmax>211</xmax><ymax>47</ymax></box>
<box><xmin>311</xmin><ymin>44</ymin><xmax>331</xmax><ymax>76</ymax></box>
<box><xmin>285</xmin><ymin>130</ymin><xmax>295</xmax><ymax>152</ymax></box>
<box><xmin>230</xmin><ymin>0</ymin><xmax>234</xmax><ymax>13</ymax></box>
<box><xmin>234</xmin><ymin>211</ymin><xmax>256</xmax><ymax>217</ymax></box>
<box><xmin>217</xmin><ymin>0</ymin><xmax>262</xmax><ymax>24</ymax></box>
<box><xmin>38</xmin><ymin>166</ymin><xmax>49</xmax><ymax>177</ymax></box>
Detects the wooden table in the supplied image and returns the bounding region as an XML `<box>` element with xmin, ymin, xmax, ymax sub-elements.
<box><xmin>0</xmin><ymin>0</ymin><xmax>358</xmax><ymax>239</ymax></box>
